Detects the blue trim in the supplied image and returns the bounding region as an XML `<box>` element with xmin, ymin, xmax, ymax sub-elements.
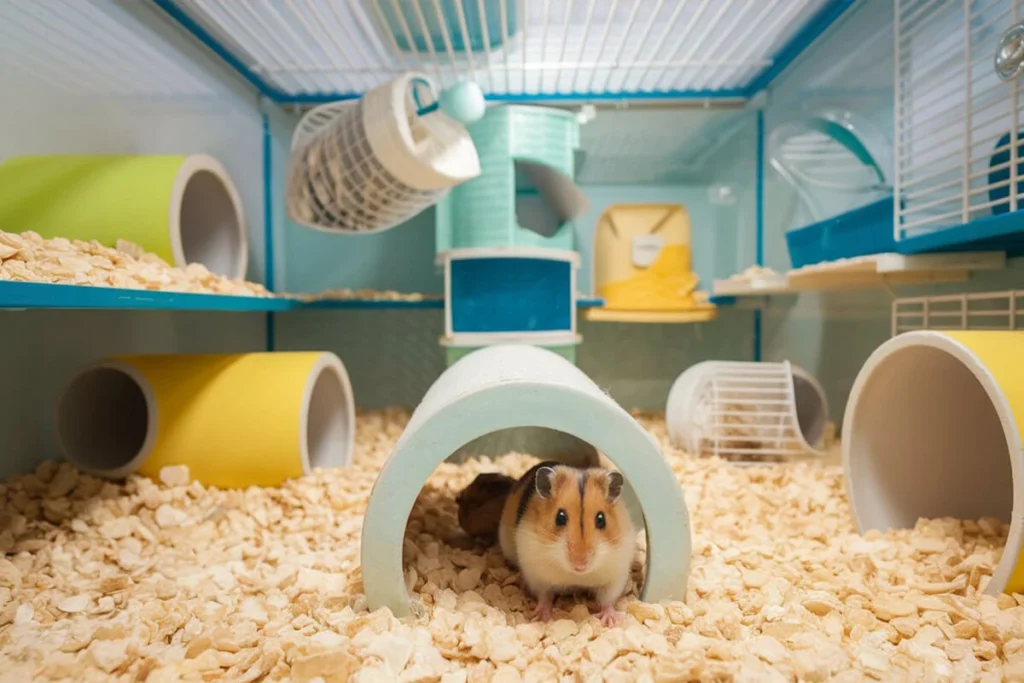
<box><xmin>786</xmin><ymin>196</ymin><xmax>896</xmax><ymax>267</ymax></box>
<box><xmin>744</xmin><ymin>0</ymin><xmax>860</xmax><ymax>94</ymax></box>
<box><xmin>301</xmin><ymin>298</ymin><xmax>606</xmax><ymax>310</ymax></box>
<box><xmin>753</xmin><ymin>310</ymin><xmax>762</xmax><ymax>362</ymax></box>
<box><xmin>896</xmin><ymin>210</ymin><xmax>1024</xmax><ymax>258</ymax></box>
<box><xmin>756</xmin><ymin>112</ymin><xmax>765</xmax><ymax>267</ymax></box>
<box><xmin>709</xmin><ymin>295</ymin><xmax>737</xmax><ymax>306</ymax></box>
<box><xmin>275</xmin><ymin>89</ymin><xmax>748</xmax><ymax>106</ymax></box>
<box><xmin>296</xmin><ymin>299</ymin><xmax>444</xmax><ymax>310</ymax></box>
<box><xmin>779</xmin><ymin>195</ymin><xmax>1024</xmax><ymax>260</ymax></box>
<box><xmin>0</xmin><ymin>282</ymin><xmax>603</xmax><ymax>312</ymax></box>
<box><xmin>262</xmin><ymin>112</ymin><xmax>276</xmax><ymax>350</ymax></box>
<box><xmin>754</xmin><ymin>110</ymin><xmax>765</xmax><ymax>363</ymax></box>
<box><xmin>150</xmin><ymin>0</ymin><xmax>287</xmax><ymax>101</ymax></box>
<box><xmin>0</xmin><ymin>282</ymin><xmax>293</xmax><ymax>312</ymax></box>
<box><xmin>262</xmin><ymin>114</ymin><xmax>275</xmax><ymax>292</ymax></box>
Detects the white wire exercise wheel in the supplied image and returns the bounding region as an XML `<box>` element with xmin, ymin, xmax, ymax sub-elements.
<box><xmin>666</xmin><ymin>360</ymin><xmax>830</xmax><ymax>464</ymax></box>
<box><xmin>286</xmin><ymin>73</ymin><xmax>484</xmax><ymax>234</ymax></box>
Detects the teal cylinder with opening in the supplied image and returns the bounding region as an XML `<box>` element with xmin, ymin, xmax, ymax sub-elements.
<box><xmin>436</xmin><ymin>105</ymin><xmax>585</xmax><ymax>253</ymax></box>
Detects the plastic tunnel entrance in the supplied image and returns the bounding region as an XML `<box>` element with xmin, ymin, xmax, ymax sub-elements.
<box><xmin>360</xmin><ymin>345</ymin><xmax>692</xmax><ymax>617</ymax></box>
<box><xmin>843</xmin><ymin>331</ymin><xmax>1024</xmax><ymax>595</ymax></box>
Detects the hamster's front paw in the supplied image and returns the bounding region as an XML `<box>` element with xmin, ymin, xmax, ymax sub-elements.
<box><xmin>598</xmin><ymin>605</ymin><xmax>623</xmax><ymax>627</ymax></box>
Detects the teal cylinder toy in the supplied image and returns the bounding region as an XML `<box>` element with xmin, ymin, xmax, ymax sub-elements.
<box><xmin>435</xmin><ymin>105</ymin><xmax>587</xmax><ymax>253</ymax></box>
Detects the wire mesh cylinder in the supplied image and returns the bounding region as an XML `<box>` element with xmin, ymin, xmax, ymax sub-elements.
<box><xmin>666</xmin><ymin>360</ymin><xmax>828</xmax><ymax>463</ymax></box>
<box><xmin>286</xmin><ymin>74</ymin><xmax>479</xmax><ymax>234</ymax></box>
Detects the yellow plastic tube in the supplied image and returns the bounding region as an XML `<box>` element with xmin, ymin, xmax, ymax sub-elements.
<box><xmin>0</xmin><ymin>154</ymin><xmax>247</xmax><ymax>279</ymax></box>
<box><xmin>56</xmin><ymin>352</ymin><xmax>354</xmax><ymax>489</ymax></box>
<box><xmin>843</xmin><ymin>330</ymin><xmax>1024</xmax><ymax>594</ymax></box>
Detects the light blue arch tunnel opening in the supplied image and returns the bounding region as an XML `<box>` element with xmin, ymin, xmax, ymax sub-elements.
<box><xmin>360</xmin><ymin>381</ymin><xmax>692</xmax><ymax>617</ymax></box>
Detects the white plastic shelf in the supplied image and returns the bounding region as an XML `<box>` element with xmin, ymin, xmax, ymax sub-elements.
<box><xmin>712</xmin><ymin>252</ymin><xmax>1008</xmax><ymax>297</ymax></box>
<box><xmin>892</xmin><ymin>289</ymin><xmax>1024</xmax><ymax>336</ymax></box>
<box><xmin>155</xmin><ymin>0</ymin><xmax>838</xmax><ymax>102</ymax></box>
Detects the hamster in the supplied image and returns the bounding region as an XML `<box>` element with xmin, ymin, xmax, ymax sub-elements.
<box><xmin>499</xmin><ymin>461</ymin><xmax>636</xmax><ymax>626</ymax></box>
<box><xmin>456</xmin><ymin>472</ymin><xmax>516</xmax><ymax>541</ymax></box>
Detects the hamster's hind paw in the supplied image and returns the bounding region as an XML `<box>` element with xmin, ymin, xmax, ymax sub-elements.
<box><xmin>533</xmin><ymin>595</ymin><xmax>554</xmax><ymax>622</ymax></box>
<box><xmin>598</xmin><ymin>605</ymin><xmax>623</xmax><ymax>627</ymax></box>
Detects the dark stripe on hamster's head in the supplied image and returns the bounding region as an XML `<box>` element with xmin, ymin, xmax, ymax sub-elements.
<box><xmin>578</xmin><ymin>469</ymin><xmax>587</xmax><ymax>534</ymax></box>
<box><xmin>515</xmin><ymin>461</ymin><xmax>561</xmax><ymax>527</ymax></box>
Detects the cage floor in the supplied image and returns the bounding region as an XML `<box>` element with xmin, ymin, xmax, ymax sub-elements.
<box><xmin>0</xmin><ymin>410</ymin><xmax>1020</xmax><ymax>682</ymax></box>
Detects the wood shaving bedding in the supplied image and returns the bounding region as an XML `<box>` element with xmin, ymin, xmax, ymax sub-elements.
<box><xmin>0</xmin><ymin>409</ymin><xmax>1021</xmax><ymax>682</ymax></box>
<box><xmin>0</xmin><ymin>230</ymin><xmax>436</xmax><ymax>304</ymax></box>
<box><xmin>0</xmin><ymin>230</ymin><xmax>270</xmax><ymax>297</ymax></box>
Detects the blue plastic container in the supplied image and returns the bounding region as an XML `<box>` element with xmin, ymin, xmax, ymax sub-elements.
<box><xmin>785</xmin><ymin>196</ymin><xmax>896</xmax><ymax>268</ymax></box>
<box><xmin>449</xmin><ymin>256</ymin><xmax>574</xmax><ymax>334</ymax></box>
<box><xmin>379</xmin><ymin>0</ymin><xmax>517</xmax><ymax>53</ymax></box>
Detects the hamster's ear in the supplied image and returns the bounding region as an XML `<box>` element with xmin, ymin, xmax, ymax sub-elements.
<box><xmin>535</xmin><ymin>467</ymin><xmax>555</xmax><ymax>499</ymax></box>
<box><xmin>605</xmin><ymin>471</ymin><xmax>624</xmax><ymax>504</ymax></box>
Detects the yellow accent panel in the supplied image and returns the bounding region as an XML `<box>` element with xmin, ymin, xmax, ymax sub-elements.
<box><xmin>599</xmin><ymin>245</ymin><xmax>702</xmax><ymax>311</ymax></box>
<box><xmin>939</xmin><ymin>332</ymin><xmax>1024</xmax><ymax>593</ymax></box>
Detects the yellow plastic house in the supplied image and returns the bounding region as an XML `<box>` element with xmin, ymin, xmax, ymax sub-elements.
<box><xmin>586</xmin><ymin>203</ymin><xmax>717</xmax><ymax>323</ymax></box>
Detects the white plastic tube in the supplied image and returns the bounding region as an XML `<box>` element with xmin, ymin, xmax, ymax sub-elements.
<box><xmin>843</xmin><ymin>331</ymin><xmax>1024</xmax><ymax>595</ymax></box>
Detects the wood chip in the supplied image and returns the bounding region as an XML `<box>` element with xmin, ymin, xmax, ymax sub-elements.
<box><xmin>158</xmin><ymin>465</ymin><xmax>190</xmax><ymax>488</ymax></box>
<box><xmin>56</xmin><ymin>594</ymin><xmax>91</xmax><ymax>613</ymax></box>
<box><xmin>872</xmin><ymin>597</ymin><xmax>918</xmax><ymax>621</ymax></box>
<box><xmin>0</xmin><ymin>410</ymin><xmax>1019</xmax><ymax>681</ymax></box>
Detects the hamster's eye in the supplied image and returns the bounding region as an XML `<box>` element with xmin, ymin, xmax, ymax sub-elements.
<box><xmin>555</xmin><ymin>509</ymin><xmax>568</xmax><ymax>527</ymax></box>
<box><xmin>595</xmin><ymin>512</ymin><xmax>606</xmax><ymax>530</ymax></box>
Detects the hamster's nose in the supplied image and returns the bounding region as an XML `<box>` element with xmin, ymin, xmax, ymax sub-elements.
<box><xmin>570</xmin><ymin>555</ymin><xmax>589</xmax><ymax>573</ymax></box>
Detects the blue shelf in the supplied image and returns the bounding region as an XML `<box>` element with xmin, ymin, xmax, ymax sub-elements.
<box><xmin>782</xmin><ymin>195</ymin><xmax>1024</xmax><ymax>263</ymax></box>
<box><xmin>786</xmin><ymin>197</ymin><xmax>896</xmax><ymax>268</ymax></box>
<box><xmin>297</xmin><ymin>298</ymin><xmax>444</xmax><ymax>310</ymax></box>
<box><xmin>896</xmin><ymin>211</ymin><xmax>1024</xmax><ymax>258</ymax></box>
<box><xmin>0</xmin><ymin>282</ymin><xmax>605</xmax><ymax>312</ymax></box>
<box><xmin>0</xmin><ymin>281</ymin><xmax>292</xmax><ymax>312</ymax></box>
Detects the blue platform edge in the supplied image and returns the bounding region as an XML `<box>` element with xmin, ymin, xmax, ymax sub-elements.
<box><xmin>786</xmin><ymin>194</ymin><xmax>1024</xmax><ymax>268</ymax></box>
<box><xmin>785</xmin><ymin>196</ymin><xmax>896</xmax><ymax>268</ymax></box>
<box><xmin>450</xmin><ymin>257</ymin><xmax>574</xmax><ymax>333</ymax></box>
<box><xmin>895</xmin><ymin>210</ymin><xmax>1024</xmax><ymax>258</ymax></box>
<box><xmin>0</xmin><ymin>281</ymin><xmax>604</xmax><ymax>312</ymax></box>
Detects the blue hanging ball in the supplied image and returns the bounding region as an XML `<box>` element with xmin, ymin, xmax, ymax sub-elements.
<box><xmin>439</xmin><ymin>82</ymin><xmax>486</xmax><ymax>125</ymax></box>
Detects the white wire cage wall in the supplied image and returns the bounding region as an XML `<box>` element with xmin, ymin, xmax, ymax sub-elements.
<box><xmin>149</xmin><ymin>0</ymin><xmax>848</xmax><ymax>102</ymax></box>
<box><xmin>895</xmin><ymin>0</ymin><xmax>1024</xmax><ymax>245</ymax></box>
<box><xmin>891</xmin><ymin>289</ymin><xmax>1024</xmax><ymax>336</ymax></box>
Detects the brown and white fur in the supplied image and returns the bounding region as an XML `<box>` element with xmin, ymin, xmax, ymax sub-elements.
<box><xmin>498</xmin><ymin>461</ymin><xmax>636</xmax><ymax>626</ymax></box>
